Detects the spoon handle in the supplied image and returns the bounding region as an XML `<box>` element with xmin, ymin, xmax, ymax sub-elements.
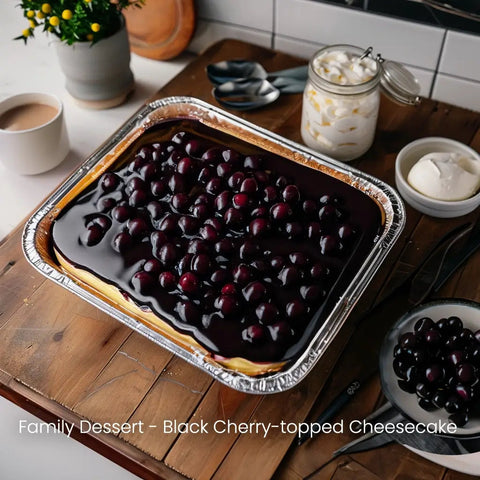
<box><xmin>270</xmin><ymin>77</ymin><xmax>306</xmax><ymax>93</ymax></box>
<box><xmin>268</xmin><ymin>65</ymin><xmax>308</xmax><ymax>80</ymax></box>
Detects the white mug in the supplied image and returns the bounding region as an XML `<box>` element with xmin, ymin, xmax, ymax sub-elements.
<box><xmin>0</xmin><ymin>92</ymin><xmax>70</xmax><ymax>175</ymax></box>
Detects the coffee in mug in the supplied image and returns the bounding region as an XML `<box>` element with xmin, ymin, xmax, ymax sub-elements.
<box><xmin>0</xmin><ymin>103</ymin><xmax>59</xmax><ymax>132</ymax></box>
<box><xmin>0</xmin><ymin>93</ymin><xmax>69</xmax><ymax>175</ymax></box>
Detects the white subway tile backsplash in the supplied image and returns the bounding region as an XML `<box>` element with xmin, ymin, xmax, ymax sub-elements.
<box><xmin>195</xmin><ymin>0</ymin><xmax>274</xmax><ymax>32</ymax></box>
<box><xmin>273</xmin><ymin>35</ymin><xmax>434</xmax><ymax>97</ymax></box>
<box><xmin>439</xmin><ymin>30</ymin><xmax>480</xmax><ymax>82</ymax></box>
<box><xmin>275</xmin><ymin>0</ymin><xmax>444</xmax><ymax>70</ymax></box>
<box><xmin>191</xmin><ymin>0</ymin><xmax>479</xmax><ymax>111</ymax></box>
<box><xmin>432</xmin><ymin>74</ymin><xmax>480</xmax><ymax>112</ymax></box>
<box><xmin>188</xmin><ymin>20</ymin><xmax>272</xmax><ymax>55</ymax></box>
<box><xmin>403</xmin><ymin>66</ymin><xmax>435</xmax><ymax>98</ymax></box>
<box><xmin>273</xmin><ymin>35</ymin><xmax>324</xmax><ymax>60</ymax></box>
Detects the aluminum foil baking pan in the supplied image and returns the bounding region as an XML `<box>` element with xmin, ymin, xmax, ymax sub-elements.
<box><xmin>23</xmin><ymin>96</ymin><xmax>405</xmax><ymax>394</ymax></box>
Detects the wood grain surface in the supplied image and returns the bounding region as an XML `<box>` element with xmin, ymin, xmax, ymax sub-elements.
<box><xmin>1</xmin><ymin>39</ymin><xmax>480</xmax><ymax>480</ymax></box>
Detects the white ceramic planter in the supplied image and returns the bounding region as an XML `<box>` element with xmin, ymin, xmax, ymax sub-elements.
<box><xmin>54</xmin><ymin>18</ymin><xmax>134</xmax><ymax>109</ymax></box>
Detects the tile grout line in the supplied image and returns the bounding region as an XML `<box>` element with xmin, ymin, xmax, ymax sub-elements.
<box><xmin>195</xmin><ymin>16</ymin><xmax>274</xmax><ymax>37</ymax></box>
<box><xmin>272</xmin><ymin>0</ymin><xmax>277</xmax><ymax>50</ymax></box>
<box><xmin>429</xmin><ymin>27</ymin><xmax>449</xmax><ymax>99</ymax></box>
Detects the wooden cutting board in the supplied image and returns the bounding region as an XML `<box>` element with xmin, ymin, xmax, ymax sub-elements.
<box><xmin>124</xmin><ymin>0</ymin><xmax>195</xmax><ymax>60</ymax></box>
<box><xmin>1</xmin><ymin>39</ymin><xmax>480</xmax><ymax>480</ymax></box>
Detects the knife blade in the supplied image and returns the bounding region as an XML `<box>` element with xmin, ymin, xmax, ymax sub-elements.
<box><xmin>332</xmin><ymin>403</ymin><xmax>402</xmax><ymax>457</ymax></box>
<box><xmin>333</xmin><ymin>410</ymin><xmax>465</xmax><ymax>457</ymax></box>
<box><xmin>332</xmin><ymin>431</ymin><xmax>394</xmax><ymax>457</ymax></box>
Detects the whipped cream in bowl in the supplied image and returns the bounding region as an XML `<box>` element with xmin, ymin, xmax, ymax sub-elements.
<box><xmin>395</xmin><ymin>137</ymin><xmax>480</xmax><ymax>218</ymax></box>
<box><xmin>408</xmin><ymin>152</ymin><xmax>480</xmax><ymax>201</ymax></box>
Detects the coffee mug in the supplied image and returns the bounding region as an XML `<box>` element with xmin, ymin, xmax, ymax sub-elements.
<box><xmin>0</xmin><ymin>92</ymin><xmax>70</xmax><ymax>175</ymax></box>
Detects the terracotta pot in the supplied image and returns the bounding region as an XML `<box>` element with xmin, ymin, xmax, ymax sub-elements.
<box><xmin>54</xmin><ymin>17</ymin><xmax>134</xmax><ymax>109</ymax></box>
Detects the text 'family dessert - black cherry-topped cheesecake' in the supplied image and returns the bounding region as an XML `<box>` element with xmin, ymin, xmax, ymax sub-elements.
<box><xmin>52</xmin><ymin>119</ymin><xmax>383</xmax><ymax>376</ymax></box>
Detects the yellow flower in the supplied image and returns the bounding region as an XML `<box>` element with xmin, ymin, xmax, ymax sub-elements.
<box><xmin>84</xmin><ymin>0</ymin><xmax>92</xmax><ymax>3</ymax></box>
<box><xmin>26</xmin><ymin>10</ymin><xmax>35</xmax><ymax>18</ymax></box>
<box><xmin>28</xmin><ymin>19</ymin><xmax>36</xmax><ymax>28</ymax></box>
<box><xmin>61</xmin><ymin>9</ymin><xmax>73</xmax><ymax>20</ymax></box>
<box><xmin>36</xmin><ymin>11</ymin><xmax>45</xmax><ymax>19</ymax></box>
<box><xmin>22</xmin><ymin>28</ymin><xmax>31</xmax><ymax>37</ymax></box>
<box><xmin>90</xmin><ymin>23</ymin><xmax>100</xmax><ymax>32</ymax></box>
<box><xmin>49</xmin><ymin>16</ymin><xmax>60</xmax><ymax>26</ymax></box>
<box><xmin>41</xmin><ymin>3</ymin><xmax>51</xmax><ymax>14</ymax></box>
<box><xmin>86</xmin><ymin>33</ymin><xmax>94</xmax><ymax>41</ymax></box>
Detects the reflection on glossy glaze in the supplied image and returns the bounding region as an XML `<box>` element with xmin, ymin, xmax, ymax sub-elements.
<box><xmin>53</xmin><ymin>120</ymin><xmax>382</xmax><ymax>363</ymax></box>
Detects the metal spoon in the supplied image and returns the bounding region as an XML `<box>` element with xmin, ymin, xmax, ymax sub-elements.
<box><xmin>206</xmin><ymin>59</ymin><xmax>308</xmax><ymax>85</ymax></box>
<box><xmin>213</xmin><ymin>78</ymin><xmax>281</xmax><ymax>111</ymax></box>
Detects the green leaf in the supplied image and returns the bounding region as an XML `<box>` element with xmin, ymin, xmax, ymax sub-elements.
<box><xmin>15</xmin><ymin>0</ymin><xmax>144</xmax><ymax>45</ymax></box>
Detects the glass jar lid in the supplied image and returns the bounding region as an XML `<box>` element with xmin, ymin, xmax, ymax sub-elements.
<box><xmin>307</xmin><ymin>45</ymin><xmax>421</xmax><ymax>105</ymax></box>
<box><xmin>378</xmin><ymin>58</ymin><xmax>421</xmax><ymax>106</ymax></box>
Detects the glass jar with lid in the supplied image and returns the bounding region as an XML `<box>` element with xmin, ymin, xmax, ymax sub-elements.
<box><xmin>301</xmin><ymin>44</ymin><xmax>420</xmax><ymax>162</ymax></box>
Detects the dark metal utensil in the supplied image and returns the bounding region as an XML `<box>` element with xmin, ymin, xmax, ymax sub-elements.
<box><xmin>206</xmin><ymin>59</ymin><xmax>308</xmax><ymax>85</ymax></box>
<box><xmin>208</xmin><ymin>59</ymin><xmax>306</xmax><ymax>110</ymax></box>
<box><xmin>406</xmin><ymin>222</ymin><xmax>474</xmax><ymax>305</ymax></box>
<box><xmin>361</xmin><ymin>222</ymin><xmax>474</xmax><ymax>318</ymax></box>
<box><xmin>213</xmin><ymin>77</ymin><xmax>305</xmax><ymax>111</ymax></box>
<box><xmin>212</xmin><ymin>78</ymin><xmax>281</xmax><ymax>111</ymax></box>
<box><xmin>297</xmin><ymin>369</ymin><xmax>376</xmax><ymax>446</ymax></box>
<box><xmin>433</xmin><ymin>217</ymin><xmax>480</xmax><ymax>292</ymax></box>
<box><xmin>332</xmin><ymin>403</ymin><xmax>467</xmax><ymax>457</ymax></box>
<box><xmin>300</xmin><ymin>221</ymin><xmax>480</xmax><ymax>452</ymax></box>
<box><xmin>329</xmin><ymin>220</ymin><xmax>480</xmax><ymax>458</ymax></box>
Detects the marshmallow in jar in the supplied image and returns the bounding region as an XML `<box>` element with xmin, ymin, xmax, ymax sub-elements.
<box><xmin>301</xmin><ymin>44</ymin><xmax>420</xmax><ymax>162</ymax></box>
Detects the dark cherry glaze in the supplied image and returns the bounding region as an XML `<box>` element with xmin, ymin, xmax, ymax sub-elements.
<box><xmin>52</xmin><ymin>120</ymin><xmax>382</xmax><ymax>365</ymax></box>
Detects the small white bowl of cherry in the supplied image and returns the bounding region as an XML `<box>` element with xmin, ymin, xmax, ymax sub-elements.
<box><xmin>380</xmin><ymin>299</ymin><xmax>480</xmax><ymax>437</ymax></box>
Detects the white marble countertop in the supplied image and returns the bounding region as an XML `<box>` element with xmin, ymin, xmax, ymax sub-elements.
<box><xmin>0</xmin><ymin>1</ymin><xmax>194</xmax><ymax>478</ymax></box>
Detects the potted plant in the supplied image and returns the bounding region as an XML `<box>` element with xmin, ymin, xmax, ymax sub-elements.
<box><xmin>15</xmin><ymin>0</ymin><xmax>145</xmax><ymax>108</ymax></box>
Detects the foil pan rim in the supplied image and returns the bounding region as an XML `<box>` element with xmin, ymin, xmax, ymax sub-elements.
<box><xmin>22</xmin><ymin>96</ymin><xmax>405</xmax><ymax>394</ymax></box>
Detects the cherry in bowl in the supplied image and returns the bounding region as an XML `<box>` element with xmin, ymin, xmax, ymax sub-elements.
<box><xmin>380</xmin><ymin>299</ymin><xmax>480</xmax><ymax>437</ymax></box>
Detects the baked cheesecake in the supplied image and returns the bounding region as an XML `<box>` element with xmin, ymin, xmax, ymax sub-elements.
<box><xmin>52</xmin><ymin>119</ymin><xmax>382</xmax><ymax>375</ymax></box>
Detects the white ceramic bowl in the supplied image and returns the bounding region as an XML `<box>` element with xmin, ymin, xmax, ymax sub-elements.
<box><xmin>380</xmin><ymin>299</ymin><xmax>480</xmax><ymax>474</ymax></box>
<box><xmin>380</xmin><ymin>299</ymin><xmax>480</xmax><ymax>438</ymax></box>
<box><xmin>395</xmin><ymin>137</ymin><xmax>480</xmax><ymax>218</ymax></box>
